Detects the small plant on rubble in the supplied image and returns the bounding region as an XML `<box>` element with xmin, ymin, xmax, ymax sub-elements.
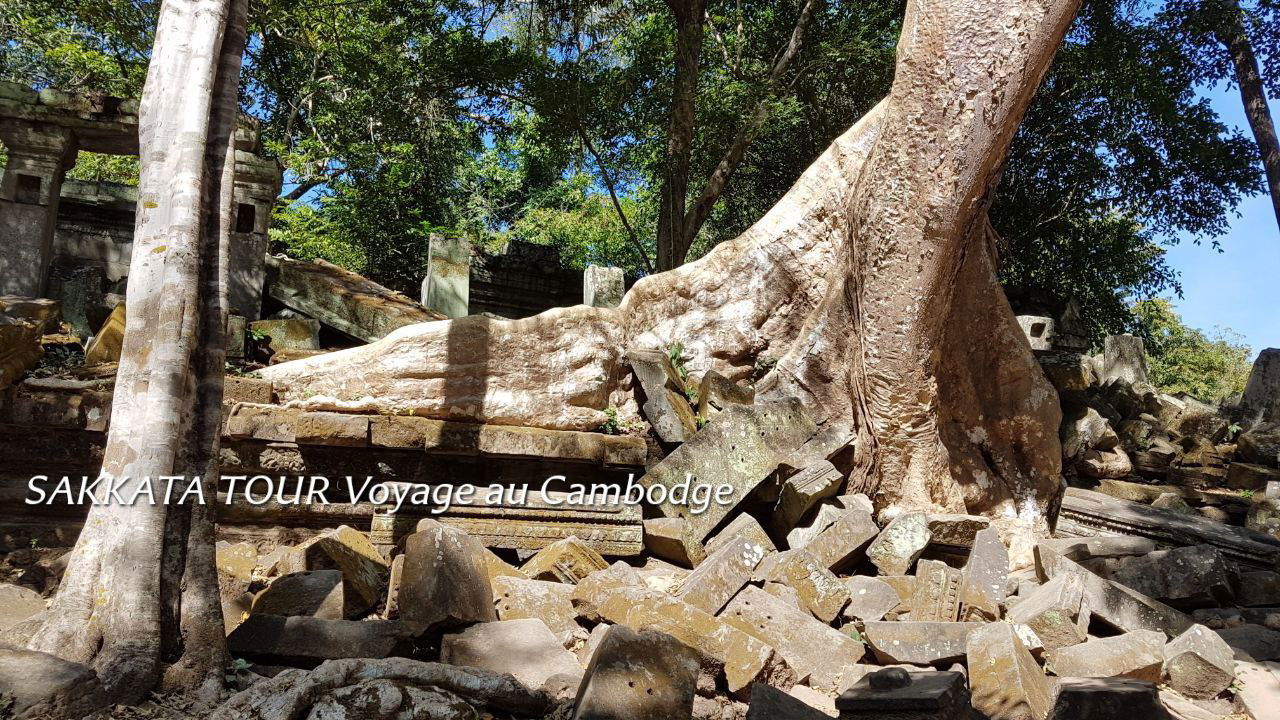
<box><xmin>224</xmin><ymin>657</ymin><xmax>254</xmax><ymax>686</ymax></box>
<box><xmin>668</xmin><ymin>341</ymin><xmax>689</xmax><ymax>382</ymax></box>
<box><xmin>601</xmin><ymin>406</ymin><xmax>621</xmax><ymax>435</ymax></box>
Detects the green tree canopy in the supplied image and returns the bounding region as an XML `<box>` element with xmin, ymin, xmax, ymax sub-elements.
<box><xmin>1133</xmin><ymin>298</ymin><xmax>1253</xmax><ymax>402</ymax></box>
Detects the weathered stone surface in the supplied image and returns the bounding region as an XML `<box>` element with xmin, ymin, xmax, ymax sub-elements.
<box><xmin>293</xmin><ymin>525</ymin><xmax>389</xmax><ymax>615</ymax></box>
<box><xmin>0</xmin><ymin>316</ymin><xmax>42</xmax><ymax>388</ymax></box>
<box><xmin>1238</xmin><ymin>571</ymin><xmax>1280</xmax><ymax>607</ymax></box>
<box><xmin>805</xmin><ymin>506</ymin><xmax>879</xmax><ymax>572</ymax></box>
<box><xmin>1151</xmin><ymin>493</ymin><xmax>1196</xmax><ymax>515</ymax></box>
<box><xmin>1162</xmin><ymin>624</ymin><xmax>1234</xmax><ymax>699</ymax></box>
<box><xmin>1078</xmin><ymin>447</ymin><xmax>1134</xmax><ymax>479</ymax></box>
<box><xmin>582</xmin><ymin>264</ymin><xmax>624</xmax><ymax>309</ymax></box>
<box><xmin>251</xmin><ymin>570</ymin><xmax>343</xmax><ymax>619</ymax></box>
<box><xmin>0</xmin><ymin>583</ymin><xmax>45</xmax><ymax>632</ymax></box>
<box><xmin>697</xmin><ymin>369</ymin><xmax>755</xmax><ymax>420</ymax></box>
<box><xmin>265</xmin><ymin>254</ymin><xmax>442</xmax><ymax>343</ymax></box>
<box><xmin>1240</xmin><ymin>349</ymin><xmax>1280</xmax><ymax>426</ymax></box>
<box><xmin>960</xmin><ymin>527</ymin><xmax>1008</xmax><ymax>621</ymax></box>
<box><xmin>1104</xmin><ymin>335</ymin><xmax>1150</xmax><ymax>385</ymax></box>
<box><xmin>841</xmin><ymin>576</ymin><xmax>901</xmax><ymax>622</ymax></box>
<box><xmin>1216</xmin><ymin>624</ymin><xmax>1280</xmax><ymax>661</ymax></box>
<box><xmin>867</xmin><ymin>511</ymin><xmax>931</xmax><ymax>576</ymax></box>
<box><xmin>442</xmin><ymin>619</ymin><xmax>582</xmax><ymax>692</ymax></box>
<box><xmin>1227</xmin><ymin>462</ymin><xmax>1280</xmax><ymax>491</ymax></box>
<box><xmin>521</xmin><ymin>535</ymin><xmax>610</xmax><ymax>584</ymax></box>
<box><xmin>762</xmin><ymin>581</ymin><xmax>803</xmax><ymax>609</ymax></box>
<box><xmin>1047</xmin><ymin>630</ymin><xmax>1167</xmax><ymax>683</ymax></box>
<box><xmin>593</xmin><ymin>586</ymin><xmax>789</xmax><ymax>694</ymax></box>
<box><xmin>968</xmin><ymin>622</ymin><xmax>1053</xmax><ymax>720</ymax></box>
<box><xmin>861</xmin><ymin>622</ymin><xmax>980</xmax><ymax>666</ymax></box>
<box><xmin>400</xmin><ymin>519</ymin><xmax>496</xmax><ymax>630</ymax></box>
<box><xmin>1062</xmin><ymin>407</ymin><xmax>1120</xmax><ymax>460</ymax></box>
<box><xmin>910</xmin><ymin>559</ymin><xmax>961</xmax><ymax>622</ymax></box>
<box><xmin>786</xmin><ymin>501</ymin><xmax>845</xmax><ymax>550</ymax></box>
<box><xmin>573</xmin><ymin>624</ymin><xmax>702</xmax><ymax>720</ymax></box>
<box><xmin>492</xmin><ymin>576</ymin><xmax>580</xmax><ymax>646</ymax></box>
<box><xmin>1048</xmin><ymin>678</ymin><xmax>1167</xmax><ymax>720</ymax></box>
<box><xmin>644</xmin><ymin>517</ymin><xmax>706</xmax><ymax>568</ymax></box>
<box><xmin>250</xmin><ymin>317</ymin><xmax>320</xmax><ymax>352</ymax></box>
<box><xmin>1238</xmin><ymin>423</ymin><xmax>1280</xmax><ymax>467</ymax></box>
<box><xmin>1008</xmin><ymin>572</ymin><xmax>1090</xmax><ymax>651</ymax></box>
<box><xmin>627</xmin><ymin>347</ymin><xmax>698</xmax><ymax>443</ymax></box>
<box><xmin>227</xmin><ymin>615</ymin><xmax>416</xmax><ymax>661</ymax></box>
<box><xmin>571</xmin><ymin>560</ymin><xmax>646</xmax><ymax>623</ymax></box>
<box><xmin>82</xmin><ymin>301</ymin><xmax>124</xmax><ymax>365</ymax></box>
<box><xmin>1019</xmin><ymin>315</ymin><xmax>1055</xmax><ymax>351</ymax></box>
<box><xmin>835</xmin><ymin>669</ymin><xmax>971</xmax><ymax>719</ymax></box>
<box><xmin>642</xmin><ymin>400</ymin><xmax>817</xmax><ymax>540</ymax></box>
<box><xmin>720</xmin><ymin>585</ymin><xmax>866</xmax><ymax>693</ymax></box>
<box><xmin>705</xmin><ymin>513</ymin><xmax>776</xmax><ymax>557</ymax></box>
<box><xmin>0</xmin><ymin>644</ymin><xmax>108</xmax><ymax>720</ymax></box>
<box><xmin>746</xmin><ymin>683</ymin><xmax>831</xmax><ymax>720</ymax></box>
<box><xmin>754</xmin><ymin>549</ymin><xmax>850</xmax><ymax>622</ymax></box>
<box><xmin>1232</xmin><ymin>659</ymin><xmax>1280</xmax><ymax>720</ymax></box>
<box><xmin>1036</xmin><ymin>544</ymin><xmax>1193</xmax><ymax>636</ymax></box>
<box><xmin>926</xmin><ymin>513</ymin><xmax>991</xmax><ymax>548</ymax></box>
<box><xmin>676</xmin><ymin>537</ymin><xmax>768</xmax><ymax>614</ymax></box>
<box><xmin>0</xmin><ymin>295</ymin><xmax>61</xmax><ymax>333</ymax></box>
<box><xmin>1098</xmin><ymin>545</ymin><xmax>1235</xmax><ymax>608</ymax></box>
<box><xmin>774</xmin><ymin>459</ymin><xmax>844</xmax><ymax>534</ymax></box>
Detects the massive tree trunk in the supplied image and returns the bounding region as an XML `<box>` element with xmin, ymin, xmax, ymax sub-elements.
<box><xmin>24</xmin><ymin>0</ymin><xmax>246</xmax><ymax>706</ymax></box>
<box><xmin>1214</xmin><ymin>0</ymin><xmax>1280</xmax><ymax>232</ymax></box>
<box><xmin>655</xmin><ymin>0</ymin><xmax>707</xmax><ymax>272</ymax></box>
<box><xmin>264</xmin><ymin>0</ymin><xmax>1077</xmax><ymax>562</ymax></box>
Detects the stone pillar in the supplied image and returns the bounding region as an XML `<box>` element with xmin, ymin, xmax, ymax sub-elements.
<box><xmin>0</xmin><ymin>120</ymin><xmax>77</xmax><ymax>298</ymax></box>
<box><xmin>228</xmin><ymin>146</ymin><xmax>282</xmax><ymax>320</ymax></box>
<box><xmin>584</xmin><ymin>265</ymin><xmax>624</xmax><ymax>308</ymax></box>
<box><xmin>1103</xmin><ymin>334</ymin><xmax>1149</xmax><ymax>386</ymax></box>
<box><xmin>421</xmin><ymin>234</ymin><xmax>470</xmax><ymax>318</ymax></box>
<box><xmin>1241</xmin><ymin>348</ymin><xmax>1280</xmax><ymax>427</ymax></box>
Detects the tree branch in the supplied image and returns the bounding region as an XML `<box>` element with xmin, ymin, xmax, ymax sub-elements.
<box><xmin>579</xmin><ymin>128</ymin><xmax>655</xmax><ymax>274</ymax></box>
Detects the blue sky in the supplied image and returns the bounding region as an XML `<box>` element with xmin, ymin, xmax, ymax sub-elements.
<box><xmin>1164</xmin><ymin>83</ymin><xmax>1279</xmax><ymax>360</ymax></box>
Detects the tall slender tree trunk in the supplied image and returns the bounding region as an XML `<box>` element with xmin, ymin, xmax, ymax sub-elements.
<box><xmin>656</xmin><ymin>0</ymin><xmax>707</xmax><ymax>272</ymax></box>
<box><xmin>25</xmin><ymin>0</ymin><xmax>247</xmax><ymax>706</ymax></box>
<box><xmin>1214</xmin><ymin>0</ymin><xmax>1280</xmax><ymax>232</ymax></box>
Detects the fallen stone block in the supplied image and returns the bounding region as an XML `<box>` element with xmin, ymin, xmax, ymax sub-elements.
<box><xmin>960</xmin><ymin>527</ymin><xmax>1009</xmax><ymax>621</ymax></box>
<box><xmin>572</xmin><ymin>624</ymin><xmax>702</xmax><ymax>720</ymax></box>
<box><xmin>442</xmin><ymin>618</ymin><xmax>582</xmax><ymax>693</ymax></box>
<box><xmin>1228</xmin><ymin>463</ymin><xmax>1280</xmax><ymax>491</ymax></box>
<box><xmin>860</xmin><ymin>622</ymin><xmax>981</xmax><ymax>666</ymax></box>
<box><xmin>521</xmin><ymin>535</ymin><xmax>610</xmax><ymax>584</ymax></box>
<box><xmin>83</xmin><ymin>303</ymin><xmax>124</xmax><ymax>365</ymax></box>
<box><xmin>0</xmin><ymin>644</ymin><xmax>108</xmax><ymax>720</ymax></box>
<box><xmin>641</xmin><ymin>400</ymin><xmax>817</xmax><ymax>540</ymax></box>
<box><xmin>841</xmin><ymin>576</ymin><xmax>901</xmax><ymax>622</ymax></box>
<box><xmin>926</xmin><ymin>513</ymin><xmax>991</xmax><ymax>548</ymax></box>
<box><xmin>697</xmin><ymin>369</ymin><xmax>755</xmax><ymax>420</ymax></box>
<box><xmin>1037</xmin><ymin>536</ymin><xmax>1156</xmax><ymax>562</ymax></box>
<box><xmin>676</xmin><ymin>537</ymin><xmax>768</xmax><ymax>614</ymax></box>
<box><xmin>745</xmin><ymin>683</ymin><xmax>831</xmax><ymax>720</ymax></box>
<box><xmin>1036</xmin><ymin>542</ymin><xmax>1193</xmax><ymax>636</ymax></box>
<box><xmin>250</xmin><ymin>570</ymin><xmax>343</xmax><ymax>619</ymax></box>
<box><xmin>774</xmin><ymin>459</ymin><xmax>844</xmax><ymax>534</ymax></box>
<box><xmin>705</xmin><ymin>513</ymin><xmax>776</xmax><ymax>557</ymax></box>
<box><xmin>1238</xmin><ymin>423</ymin><xmax>1280</xmax><ymax>467</ymax></box>
<box><xmin>1046</xmin><ymin>630</ymin><xmax>1167</xmax><ymax>683</ymax></box>
<box><xmin>1151</xmin><ymin>493</ymin><xmax>1196</xmax><ymax>515</ymax></box>
<box><xmin>493</xmin><ymin>576</ymin><xmax>580</xmax><ymax>647</ymax></box>
<box><xmin>754</xmin><ymin>549</ymin><xmax>850</xmax><ymax>622</ymax></box>
<box><xmin>0</xmin><ymin>317</ymin><xmax>42</xmax><ymax>389</ymax></box>
<box><xmin>571</xmin><ymin>560</ymin><xmax>647</xmax><ymax>623</ymax></box>
<box><xmin>866</xmin><ymin>511</ymin><xmax>931</xmax><ymax>576</ymax></box>
<box><xmin>1048</xmin><ymin>678</ymin><xmax>1167</xmax><ymax>720</ymax></box>
<box><xmin>968</xmin><ymin>622</ymin><xmax>1053</xmax><ymax>720</ymax></box>
<box><xmin>290</xmin><ymin>524</ymin><xmax>389</xmax><ymax>616</ymax></box>
<box><xmin>1216</xmin><ymin>624</ymin><xmax>1280</xmax><ymax>661</ymax></box>
<box><xmin>720</xmin><ymin>585</ymin><xmax>866</xmax><ymax>693</ymax></box>
<box><xmin>1162</xmin><ymin>624</ymin><xmax>1235</xmax><ymax>699</ymax></box>
<box><xmin>910</xmin><ymin>559</ymin><xmax>961</xmax><ymax>622</ymax></box>
<box><xmin>1008</xmin><ymin>572</ymin><xmax>1090</xmax><ymax>651</ymax></box>
<box><xmin>763</xmin><ymin>581</ymin><xmax>804</xmax><ymax>609</ymax></box>
<box><xmin>400</xmin><ymin>519</ymin><xmax>497</xmax><ymax>630</ymax></box>
<box><xmin>1232</xmin><ymin>659</ymin><xmax>1280</xmax><ymax>720</ymax></box>
<box><xmin>250</xmin><ymin>316</ymin><xmax>320</xmax><ymax>353</ymax></box>
<box><xmin>1237</xmin><ymin>570</ymin><xmax>1280</xmax><ymax>607</ymax></box>
<box><xmin>626</xmin><ymin>347</ymin><xmax>698</xmax><ymax>443</ymax></box>
<box><xmin>1096</xmin><ymin>544</ymin><xmax>1235</xmax><ymax>609</ymax></box>
<box><xmin>786</xmin><ymin>501</ymin><xmax>845</xmax><ymax>550</ymax></box>
<box><xmin>226</xmin><ymin>614</ymin><xmax>417</xmax><ymax>662</ymax></box>
<box><xmin>0</xmin><ymin>583</ymin><xmax>45</xmax><ymax>633</ymax></box>
<box><xmin>835</xmin><ymin>668</ymin><xmax>971</xmax><ymax>720</ymax></box>
<box><xmin>643</xmin><ymin>517</ymin><xmax>706</xmax><ymax>568</ymax></box>
<box><xmin>804</xmin><ymin>506</ymin><xmax>879</xmax><ymax>572</ymax></box>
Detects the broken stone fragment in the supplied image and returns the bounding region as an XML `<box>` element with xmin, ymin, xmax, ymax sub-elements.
<box><xmin>773</xmin><ymin>459</ymin><xmax>845</xmax><ymax>534</ymax></box>
<box><xmin>1161</xmin><ymin>623</ymin><xmax>1235</xmax><ymax>699</ymax></box>
<box><xmin>383</xmin><ymin>554</ymin><xmax>404</xmax><ymax>619</ymax></box>
<box><xmin>1048</xmin><ymin>678</ymin><xmax>1166</xmax><ymax>720</ymax></box>
<box><xmin>1046</xmin><ymin>630</ymin><xmax>1167</xmax><ymax>683</ymax></box>
<box><xmin>1231</xmin><ymin>659</ymin><xmax>1280</xmax><ymax>720</ymax></box>
<box><xmin>762</xmin><ymin>581</ymin><xmax>803</xmax><ymax>609</ymax></box>
<box><xmin>804</xmin><ymin>506</ymin><xmax>879</xmax><ymax>572</ymax></box>
<box><xmin>250</xmin><ymin>316</ymin><xmax>321</xmax><ymax>354</ymax></box>
<box><xmin>835</xmin><ymin>668</ymin><xmax>971</xmax><ymax>719</ymax></box>
<box><xmin>1035</xmin><ymin>543</ymin><xmax>1193</xmax><ymax>636</ymax></box>
<box><xmin>0</xmin><ymin>645</ymin><xmax>108</xmax><ymax>720</ymax></box>
<box><xmin>399</xmin><ymin>519</ymin><xmax>497</xmax><ymax>630</ymax></box>
<box><xmin>745</xmin><ymin>683</ymin><xmax>832</xmax><ymax>720</ymax></box>
<box><xmin>926</xmin><ymin>513</ymin><xmax>991</xmax><ymax>548</ymax></box>
<box><xmin>786</xmin><ymin>501</ymin><xmax>845</xmax><ymax>550</ymax></box>
<box><xmin>482</xmin><ymin>547</ymin><xmax>528</xmax><ymax>587</ymax></box>
<box><xmin>910</xmin><ymin>559</ymin><xmax>961</xmax><ymax>622</ymax></box>
<box><xmin>641</xmin><ymin>399</ymin><xmax>817</xmax><ymax>540</ymax></box>
<box><xmin>676</xmin><ymin>537</ymin><xmax>768</xmax><ymax>614</ymax></box>
<box><xmin>705</xmin><ymin>513</ymin><xmax>777</xmax><ymax>557</ymax></box>
<box><xmin>698</xmin><ymin>369</ymin><xmax>756</xmax><ymax>420</ymax></box>
<box><xmin>841</xmin><ymin>576</ymin><xmax>901</xmax><ymax>622</ymax></box>
<box><xmin>1061</xmin><ymin>406</ymin><xmax>1120</xmax><ymax>460</ymax></box>
<box><xmin>1098</xmin><ymin>544</ymin><xmax>1235</xmax><ymax>608</ymax></box>
<box><xmin>0</xmin><ymin>316</ymin><xmax>42</xmax><ymax>388</ymax></box>
<box><xmin>1238</xmin><ymin>423</ymin><xmax>1280</xmax><ymax>467</ymax></box>
<box><xmin>1237</xmin><ymin>571</ymin><xmax>1280</xmax><ymax>607</ymax></box>
<box><xmin>959</xmin><ymin>527</ymin><xmax>1008</xmax><ymax>621</ymax></box>
<box><xmin>968</xmin><ymin>621</ymin><xmax>1053</xmax><ymax>720</ymax></box>
<box><xmin>643</xmin><ymin>517</ymin><xmax>706</xmax><ymax>568</ymax></box>
<box><xmin>520</xmin><ymin>535</ymin><xmax>610</xmax><ymax>584</ymax></box>
<box><xmin>0</xmin><ymin>584</ymin><xmax>45</xmax><ymax>633</ymax></box>
<box><xmin>720</xmin><ymin>585</ymin><xmax>866</xmax><ymax>693</ymax></box>
<box><xmin>626</xmin><ymin>347</ymin><xmax>698</xmax><ymax>443</ymax></box>
<box><xmin>860</xmin><ymin>621</ymin><xmax>981</xmax><ymax>666</ymax></box>
<box><xmin>290</xmin><ymin>525</ymin><xmax>390</xmax><ymax>616</ymax></box>
<box><xmin>1078</xmin><ymin>446</ymin><xmax>1134</xmax><ymax>479</ymax></box>
<box><xmin>1216</xmin><ymin>624</ymin><xmax>1280</xmax><ymax>661</ymax></box>
<box><xmin>1227</xmin><ymin>462</ymin><xmax>1280</xmax><ymax>491</ymax></box>
<box><xmin>753</xmin><ymin>549</ymin><xmax>850</xmax><ymax>622</ymax></box>
<box><xmin>572</xmin><ymin>625</ymin><xmax>702</xmax><ymax>720</ymax></box>
<box><xmin>492</xmin><ymin>576</ymin><xmax>580</xmax><ymax>647</ymax></box>
<box><xmin>250</xmin><ymin>570</ymin><xmax>344</xmax><ymax>619</ymax></box>
<box><xmin>442</xmin><ymin>618</ymin><xmax>583</xmax><ymax>693</ymax></box>
<box><xmin>1007</xmin><ymin>572</ymin><xmax>1090</xmax><ymax>651</ymax></box>
<box><xmin>227</xmin><ymin>614</ymin><xmax>418</xmax><ymax>662</ymax></box>
<box><xmin>1150</xmin><ymin>493</ymin><xmax>1195</xmax><ymax>515</ymax></box>
<box><xmin>571</xmin><ymin>560</ymin><xmax>647</xmax><ymax>623</ymax></box>
<box><xmin>866</xmin><ymin>511</ymin><xmax>931</xmax><ymax>576</ymax></box>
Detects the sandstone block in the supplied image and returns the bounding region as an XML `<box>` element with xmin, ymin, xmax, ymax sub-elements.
<box><xmin>1036</xmin><ymin>544</ymin><xmax>1193</xmax><ymax>636</ymax></box>
<box><xmin>1216</xmin><ymin>624</ymin><xmax>1280</xmax><ymax>661</ymax></box>
<box><xmin>571</xmin><ymin>561</ymin><xmax>647</xmax><ymax>623</ymax></box>
<box><xmin>774</xmin><ymin>459</ymin><xmax>844</xmax><ymax>534</ymax></box>
<box><xmin>1232</xmin><ymin>659</ymin><xmax>1280</xmax><ymax>720</ymax></box>
<box><xmin>1008</xmin><ymin>572</ymin><xmax>1090</xmax><ymax>651</ymax></box>
<box><xmin>697</xmin><ymin>369</ymin><xmax>755</xmax><ymax>420</ymax></box>
<box><xmin>626</xmin><ymin>347</ymin><xmax>698</xmax><ymax>443</ymax></box>
<box><xmin>521</xmin><ymin>535</ymin><xmax>610</xmax><ymax>584</ymax></box>
<box><xmin>227</xmin><ymin>615</ymin><xmax>416</xmax><ymax>661</ymax></box>
<box><xmin>1162</xmin><ymin>624</ymin><xmax>1235</xmax><ymax>699</ymax></box>
<box><xmin>866</xmin><ymin>511</ymin><xmax>931</xmax><ymax>576</ymax></box>
<box><xmin>745</xmin><ymin>683</ymin><xmax>831</xmax><ymax>720</ymax></box>
<box><xmin>1228</xmin><ymin>462</ymin><xmax>1280</xmax><ymax>491</ymax></box>
<box><xmin>861</xmin><ymin>621</ymin><xmax>980</xmax><ymax>666</ymax></box>
<box><xmin>0</xmin><ymin>583</ymin><xmax>45</xmax><ymax>633</ymax></box>
<box><xmin>572</xmin><ymin>625</ymin><xmax>702</xmax><ymax>720</ymax></box>
<box><xmin>1046</xmin><ymin>630</ymin><xmax>1166</xmax><ymax>683</ymax></box>
<box><xmin>910</xmin><ymin>559</ymin><xmax>961</xmax><ymax>622</ymax></box>
<box><xmin>754</xmin><ymin>549</ymin><xmax>850</xmax><ymax>622</ymax></box>
<box><xmin>0</xmin><ymin>317</ymin><xmax>42</xmax><ymax>389</ymax></box>
<box><xmin>442</xmin><ymin>618</ymin><xmax>582</xmax><ymax>692</ymax></box>
<box><xmin>835</xmin><ymin>669</ymin><xmax>971</xmax><ymax>719</ymax></box>
<box><xmin>1099</xmin><ymin>544</ymin><xmax>1235</xmax><ymax>608</ymax></box>
<box><xmin>493</xmin><ymin>576</ymin><xmax>580</xmax><ymax>647</ymax></box>
<box><xmin>643</xmin><ymin>517</ymin><xmax>706</xmax><ymax>568</ymax></box>
<box><xmin>960</xmin><ymin>527</ymin><xmax>1009</xmax><ymax>621</ymax></box>
<box><xmin>251</xmin><ymin>570</ymin><xmax>343</xmax><ymax>619</ymax></box>
<box><xmin>705</xmin><ymin>513</ymin><xmax>776</xmax><ymax>556</ymax></box>
<box><xmin>250</xmin><ymin>317</ymin><xmax>320</xmax><ymax>352</ymax></box>
<box><xmin>804</xmin><ymin>506</ymin><xmax>879</xmax><ymax>572</ymax></box>
<box><xmin>676</xmin><ymin>537</ymin><xmax>768</xmax><ymax>614</ymax></box>
<box><xmin>1238</xmin><ymin>423</ymin><xmax>1280</xmax><ymax>467</ymax></box>
<box><xmin>841</xmin><ymin>576</ymin><xmax>901</xmax><ymax>622</ymax></box>
<box><xmin>786</xmin><ymin>501</ymin><xmax>844</xmax><ymax>550</ymax></box>
<box><xmin>1048</xmin><ymin>678</ymin><xmax>1166</xmax><ymax>720</ymax></box>
<box><xmin>400</xmin><ymin>519</ymin><xmax>496</xmax><ymax>630</ymax></box>
<box><xmin>967</xmin><ymin>621</ymin><xmax>1053</xmax><ymax>720</ymax></box>
<box><xmin>0</xmin><ymin>645</ymin><xmax>108</xmax><ymax>720</ymax></box>
<box><xmin>294</xmin><ymin>525</ymin><xmax>389</xmax><ymax>615</ymax></box>
<box><xmin>926</xmin><ymin>513</ymin><xmax>991</xmax><ymax>547</ymax></box>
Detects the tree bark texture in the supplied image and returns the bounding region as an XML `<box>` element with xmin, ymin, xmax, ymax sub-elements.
<box><xmin>25</xmin><ymin>0</ymin><xmax>245</xmax><ymax>706</ymax></box>
<box><xmin>1215</xmin><ymin>0</ymin><xmax>1280</xmax><ymax>232</ymax></box>
<box><xmin>656</xmin><ymin>0</ymin><xmax>707</xmax><ymax>272</ymax></box>
<box><xmin>263</xmin><ymin>0</ymin><xmax>1079</xmax><ymax>562</ymax></box>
